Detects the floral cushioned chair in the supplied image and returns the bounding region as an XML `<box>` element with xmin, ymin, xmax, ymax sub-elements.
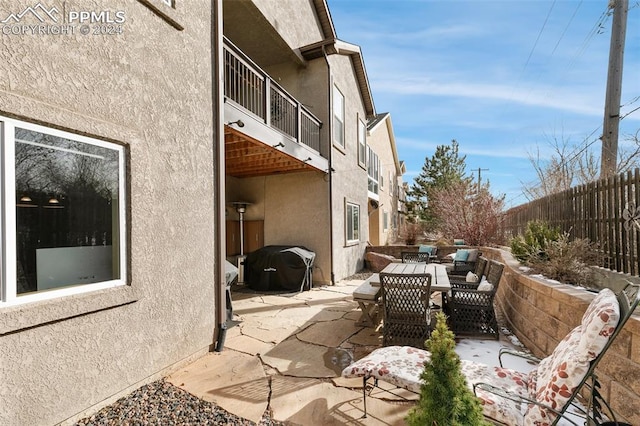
<box><xmin>342</xmin><ymin>284</ymin><xmax>639</xmax><ymax>424</ymax></box>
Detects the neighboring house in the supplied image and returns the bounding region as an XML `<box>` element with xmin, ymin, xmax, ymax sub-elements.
<box><xmin>0</xmin><ymin>0</ymin><xmax>403</xmax><ymax>424</ymax></box>
<box><xmin>366</xmin><ymin>113</ymin><xmax>404</xmax><ymax>246</ymax></box>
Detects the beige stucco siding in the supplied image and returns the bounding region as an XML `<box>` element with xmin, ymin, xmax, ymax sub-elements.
<box><xmin>253</xmin><ymin>0</ymin><xmax>325</xmax><ymax>48</ymax></box>
<box><xmin>367</xmin><ymin>117</ymin><xmax>398</xmax><ymax>245</ymax></box>
<box><xmin>329</xmin><ymin>54</ymin><xmax>369</xmax><ymax>281</ymax></box>
<box><xmin>226</xmin><ymin>172</ymin><xmax>332</xmax><ymax>284</ymax></box>
<box><xmin>264</xmin><ymin>173</ymin><xmax>331</xmax><ymax>283</ymax></box>
<box><xmin>0</xmin><ymin>1</ymin><xmax>216</xmax><ymax>424</ymax></box>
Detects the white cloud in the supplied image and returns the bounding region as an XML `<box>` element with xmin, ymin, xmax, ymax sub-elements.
<box><xmin>376</xmin><ymin>76</ymin><xmax>604</xmax><ymax>117</ymax></box>
<box><xmin>397</xmin><ymin>137</ymin><xmax>533</xmax><ymax>160</ymax></box>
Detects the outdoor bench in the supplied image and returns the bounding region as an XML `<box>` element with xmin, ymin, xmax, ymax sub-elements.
<box><xmin>353</xmin><ymin>273</ymin><xmax>381</xmax><ymax>327</ymax></box>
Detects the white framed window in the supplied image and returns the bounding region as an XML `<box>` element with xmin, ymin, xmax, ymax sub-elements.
<box><xmin>357</xmin><ymin>118</ymin><xmax>366</xmax><ymax>167</ymax></box>
<box><xmin>383</xmin><ymin>211</ymin><xmax>389</xmax><ymax>231</ymax></box>
<box><xmin>346</xmin><ymin>201</ymin><xmax>360</xmax><ymax>244</ymax></box>
<box><xmin>367</xmin><ymin>146</ymin><xmax>379</xmax><ymax>195</ymax></box>
<box><xmin>1</xmin><ymin>117</ymin><xmax>127</xmax><ymax>307</ymax></box>
<box><xmin>380</xmin><ymin>165</ymin><xmax>384</xmax><ymax>190</ymax></box>
<box><xmin>333</xmin><ymin>85</ymin><xmax>345</xmax><ymax>149</ymax></box>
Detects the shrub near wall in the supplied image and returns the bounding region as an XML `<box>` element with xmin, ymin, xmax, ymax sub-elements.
<box><xmin>482</xmin><ymin>247</ymin><xmax>640</xmax><ymax>425</ymax></box>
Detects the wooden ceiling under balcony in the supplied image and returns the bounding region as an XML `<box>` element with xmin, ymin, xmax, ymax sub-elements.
<box><xmin>224</xmin><ymin>126</ymin><xmax>317</xmax><ymax>178</ymax></box>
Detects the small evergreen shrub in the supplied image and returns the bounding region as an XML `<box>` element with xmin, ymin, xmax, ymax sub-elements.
<box><xmin>406</xmin><ymin>312</ymin><xmax>489</xmax><ymax>426</ymax></box>
<box><xmin>510</xmin><ymin>220</ymin><xmax>561</xmax><ymax>263</ymax></box>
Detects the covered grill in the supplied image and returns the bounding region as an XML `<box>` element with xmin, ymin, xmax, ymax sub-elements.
<box><xmin>244</xmin><ymin>245</ymin><xmax>315</xmax><ymax>291</ymax></box>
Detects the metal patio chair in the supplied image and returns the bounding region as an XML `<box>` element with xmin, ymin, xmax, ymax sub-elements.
<box><xmin>448</xmin><ymin>256</ymin><xmax>489</xmax><ymax>290</ymax></box>
<box><xmin>446</xmin><ymin>248</ymin><xmax>481</xmax><ymax>276</ymax></box>
<box><xmin>380</xmin><ymin>272</ymin><xmax>432</xmax><ymax>348</ymax></box>
<box><xmin>445</xmin><ymin>259</ymin><xmax>504</xmax><ymax>338</ymax></box>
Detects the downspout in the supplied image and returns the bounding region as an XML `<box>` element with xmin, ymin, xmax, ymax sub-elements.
<box><xmin>212</xmin><ymin>0</ymin><xmax>228</xmax><ymax>352</ymax></box>
<box><xmin>322</xmin><ymin>44</ymin><xmax>335</xmax><ymax>285</ymax></box>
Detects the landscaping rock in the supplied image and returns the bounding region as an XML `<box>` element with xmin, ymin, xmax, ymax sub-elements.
<box><xmin>365</xmin><ymin>252</ymin><xmax>397</xmax><ymax>272</ymax></box>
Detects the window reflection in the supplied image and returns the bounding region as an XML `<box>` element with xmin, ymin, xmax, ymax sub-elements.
<box><xmin>15</xmin><ymin>127</ymin><xmax>121</xmax><ymax>295</ymax></box>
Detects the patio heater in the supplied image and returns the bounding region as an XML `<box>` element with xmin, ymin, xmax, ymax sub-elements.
<box><xmin>231</xmin><ymin>201</ymin><xmax>251</xmax><ymax>283</ymax></box>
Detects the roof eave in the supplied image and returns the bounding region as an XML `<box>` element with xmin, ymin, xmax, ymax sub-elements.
<box><xmin>301</xmin><ymin>38</ymin><xmax>375</xmax><ymax>118</ymax></box>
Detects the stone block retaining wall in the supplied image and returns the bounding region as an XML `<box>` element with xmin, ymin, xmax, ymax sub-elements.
<box><xmin>482</xmin><ymin>247</ymin><xmax>640</xmax><ymax>425</ymax></box>
<box><xmin>366</xmin><ymin>245</ymin><xmax>640</xmax><ymax>423</ymax></box>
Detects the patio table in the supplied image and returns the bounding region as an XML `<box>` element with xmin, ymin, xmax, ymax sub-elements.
<box><xmin>380</xmin><ymin>262</ymin><xmax>450</xmax><ymax>293</ymax></box>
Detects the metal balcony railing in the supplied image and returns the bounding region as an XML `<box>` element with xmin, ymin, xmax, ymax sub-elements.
<box><xmin>224</xmin><ymin>38</ymin><xmax>323</xmax><ymax>156</ymax></box>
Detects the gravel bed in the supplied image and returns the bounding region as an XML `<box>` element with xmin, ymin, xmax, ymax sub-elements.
<box><xmin>74</xmin><ymin>379</ymin><xmax>285</xmax><ymax>426</ymax></box>
<box><xmin>344</xmin><ymin>269</ymin><xmax>374</xmax><ymax>281</ymax></box>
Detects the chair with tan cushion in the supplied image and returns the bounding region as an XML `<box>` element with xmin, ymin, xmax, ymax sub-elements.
<box><xmin>447</xmin><ymin>256</ymin><xmax>489</xmax><ymax>290</ymax></box>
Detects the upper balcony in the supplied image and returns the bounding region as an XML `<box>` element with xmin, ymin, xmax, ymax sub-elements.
<box><xmin>223</xmin><ymin>38</ymin><xmax>328</xmax><ymax>178</ymax></box>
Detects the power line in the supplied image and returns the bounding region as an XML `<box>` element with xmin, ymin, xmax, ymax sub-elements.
<box><xmin>522</xmin><ymin>0</ymin><xmax>557</xmax><ymax>73</ymax></box>
<box><xmin>550</xmin><ymin>1</ymin><xmax>583</xmax><ymax>56</ymax></box>
<box><xmin>544</xmin><ymin>5</ymin><xmax>610</xmax><ymax>100</ymax></box>
<box><xmin>621</xmin><ymin>105</ymin><xmax>640</xmax><ymax>121</ymax></box>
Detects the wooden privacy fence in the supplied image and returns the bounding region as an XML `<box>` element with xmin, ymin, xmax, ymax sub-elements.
<box><xmin>501</xmin><ymin>168</ymin><xmax>640</xmax><ymax>276</ymax></box>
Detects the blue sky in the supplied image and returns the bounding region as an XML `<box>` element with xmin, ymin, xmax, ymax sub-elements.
<box><xmin>327</xmin><ymin>0</ymin><xmax>640</xmax><ymax>208</ymax></box>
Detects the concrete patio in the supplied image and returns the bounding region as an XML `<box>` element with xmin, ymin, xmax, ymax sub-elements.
<box><xmin>167</xmin><ymin>275</ymin><xmax>527</xmax><ymax>425</ymax></box>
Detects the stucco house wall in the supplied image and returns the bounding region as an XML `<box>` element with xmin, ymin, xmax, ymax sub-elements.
<box><xmin>367</xmin><ymin>114</ymin><xmax>400</xmax><ymax>246</ymax></box>
<box><xmin>245</xmin><ymin>0</ymin><xmax>374</xmax><ymax>282</ymax></box>
<box><xmin>0</xmin><ymin>1</ymin><xmax>218</xmax><ymax>424</ymax></box>
<box><xmin>252</xmin><ymin>0</ymin><xmax>325</xmax><ymax>49</ymax></box>
<box><xmin>226</xmin><ymin>173</ymin><xmax>332</xmax><ymax>284</ymax></box>
<box><xmin>329</xmin><ymin>54</ymin><xmax>370</xmax><ymax>281</ymax></box>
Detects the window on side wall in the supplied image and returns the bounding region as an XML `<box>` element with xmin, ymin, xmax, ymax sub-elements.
<box><xmin>367</xmin><ymin>147</ymin><xmax>379</xmax><ymax>195</ymax></box>
<box><xmin>357</xmin><ymin>118</ymin><xmax>366</xmax><ymax>167</ymax></box>
<box><xmin>333</xmin><ymin>85</ymin><xmax>345</xmax><ymax>149</ymax></box>
<box><xmin>383</xmin><ymin>211</ymin><xmax>389</xmax><ymax>231</ymax></box>
<box><xmin>1</xmin><ymin>117</ymin><xmax>127</xmax><ymax>307</ymax></box>
<box><xmin>346</xmin><ymin>202</ymin><xmax>360</xmax><ymax>244</ymax></box>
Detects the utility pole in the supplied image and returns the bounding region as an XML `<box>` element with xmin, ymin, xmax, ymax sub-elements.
<box><xmin>475</xmin><ymin>167</ymin><xmax>489</xmax><ymax>193</ymax></box>
<box><xmin>600</xmin><ymin>0</ymin><xmax>628</xmax><ymax>177</ymax></box>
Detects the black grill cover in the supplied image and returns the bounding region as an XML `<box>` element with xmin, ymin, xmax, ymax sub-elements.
<box><xmin>245</xmin><ymin>245</ymin><xmax>315</xmax><ymax>291</ymax></box>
